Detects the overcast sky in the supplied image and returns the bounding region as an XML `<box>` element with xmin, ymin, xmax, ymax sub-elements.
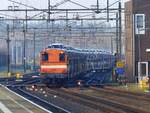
<box><xmin>0</xmin><ymin>0</ymin><xmax>128</xmax><ymax>22</ymax></box>
<box><xmin>0</xmin><ymin>0</ymin><xmax>127</xmax><ymax>9</ymax></box>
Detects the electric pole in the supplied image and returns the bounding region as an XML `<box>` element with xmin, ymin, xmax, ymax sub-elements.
<box><xmin>118</xmin><ymin>2</ymin><xmax>122</xmax><ymax>60</ymax></box>
<box><xmin>6</xmin><ymin>24</ymin><xmax>11</xmax><ymax>76</ymax></box>
<box><xmin>48</xmin><ymin>0</ymin><xmax>51</xmax><ymax>22</ymax></box>
<box><xmin>23</xmin><ymin>28</ymin><xmax>26</xmax><ymax>73</ymax></box>
<box><xmin>33</xmin><ymin>31</ymin><xmax>36</xmax><ymax>72</ymax></box>
<box><xmin>107</xmin><ymin>0</ymin><xmax>109</xmax><ymax>22</ymax></box>
<box><xmin>116</xmin><ymin>13</ymin><xmax>119</xmax><ymax>60</ymax></box>
<box><xmin>95</xmin><ymin>0</ymin><xmax>100</xmax><ymax>14</ymax></box>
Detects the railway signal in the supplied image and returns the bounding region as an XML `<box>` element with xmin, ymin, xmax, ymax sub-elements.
<box><xmin>116</xmin><ymin>61</ymin><xmax>124</xmax><ymax>68</ymax></box>
<box><xmin>115</xmin><ymin>61</ymin><xmax>125</xmax><ymax>84</ymax></box>
<box><xmin>116</xmin><ymin>61</ymin><xmax>125</xmax><ymax>75</ymax></box>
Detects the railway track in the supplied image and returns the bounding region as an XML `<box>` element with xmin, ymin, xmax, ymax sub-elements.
<box><xmin>46</xmin><ymin>88</ymin><xmax>123</xmax><ymax>113</ymax></box>
<box><xmin>86</xmin><ymin>87</ymin><xmax>150</xmax><ymax>112</ymax></box>
<box><xmin>91</xmin><ymin>86</ymin><xmax>150</xmax><ymax>102</ymax></box>
<box><xmin>8</xmin><ymin>86</ymin><xmax>71</xmax><ymax>113</ymax></box>
<box><xmin>3</xmin><ymin>72</ymin><xmax>150</xmax><ymax>113</ymax></box>
<box><xmin>46</xmin><ymin>88</ymin><xmax>150</xmax><ymax>113</ymax></box>
<box><xmin>17</xmin><ymin>80</ymin><xmax>150</xmax><ymax>113</ymax></box>
<box><xmin>0</xmin><ymin>72</ymin><xmax>40</xmax><ymax>85</ymax></box>
<box><xmin>3</xmin><ymin>73</ymin><xmax>71</xmax><ymax>113</ymax></box>
<box><xmin>104</xmin><ymin>86</ymin><xmax>150</xmax><ymax>97</ymax></box>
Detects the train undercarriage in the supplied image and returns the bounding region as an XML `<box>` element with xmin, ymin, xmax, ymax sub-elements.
<box><xmin>40</xmin><ymin>68</ymin><xmax>112</xmax><ymax>87</ymax></box>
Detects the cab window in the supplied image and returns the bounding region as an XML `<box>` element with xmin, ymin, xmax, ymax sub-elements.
<box><xmin>42</xmin><ymin>53</ymin><xmax>48</xmax><ymax>61</ymax></box>
<box><xmin>59</xmin><ymin>53</ymin><xmax>65</xmax><ymax>62</ymax></box>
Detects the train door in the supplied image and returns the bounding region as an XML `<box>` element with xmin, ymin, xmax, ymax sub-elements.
<box><xmin>138</xmin><ymin>62</ymin><xmax>149</xmax><ymax>82</ymax></box>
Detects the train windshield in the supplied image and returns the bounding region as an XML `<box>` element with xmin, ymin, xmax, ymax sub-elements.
<box><xmin>51</xmin><ymin>45</ymin><xmax>64</xmax><ymax>49</ymax></box>
<box><xmin>59</xmin><ymin>53</ymin><xmax>65</xmax><ymax>62</ymax></box>
<box><xmin>42</xmin><ymin>53</ymin><xmax>48</xmax><ymax>61</ymax></box>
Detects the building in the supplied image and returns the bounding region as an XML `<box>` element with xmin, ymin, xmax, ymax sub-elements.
<box><xmin>125</xmin><ymin>0</ymin><xmax>150</xmax><ymax>82</ymax></box>
<box><xmin>0</xmin><ymin>40</ymin><xmax>7</xmax><ymax>69</ymax></box>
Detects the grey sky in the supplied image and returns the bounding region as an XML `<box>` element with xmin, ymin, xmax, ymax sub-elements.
<box><xmin>0</xmin><ymin>0</ymin><xmax>127</xmax><ymax>21</ymax></box>
<box><xmin>0</xmin><ymin>0</ymin><xmax>126</xmax><ymax>9</ymax></box>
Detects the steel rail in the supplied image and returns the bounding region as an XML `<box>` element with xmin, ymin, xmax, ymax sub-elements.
<box><xmin>9</xmin><ymin>87</ymin><xmax>71</xmax><ymax>113</ymax></box>
<box><xmin>90</xmin><ymin>87</ymin><xmax>150</xmax><ymax>102</ymax></box>
<box><xmin>49</xmin><ymin>88</ymin><xmax>150</xmax><ymax>113</ymax></box>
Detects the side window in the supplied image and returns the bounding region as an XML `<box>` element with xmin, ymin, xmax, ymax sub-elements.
<box><xmin>59</xmin><ymin>53</ymin><xmax>65</xmax><ymax>62</ymax></box>
<box><xmin>42</xmin><ymin>53</ymin><xmax>48</xmax><ymax>61</ymax></box>
<box><xmin>137</xmin><ymin>15</ymin><xmax>144</xmax><ymax>28</ymax></box>
<box><xmin>135</xmin><ymin>14</ymin><xmax>145</xmax><ymax>34</ymax></box>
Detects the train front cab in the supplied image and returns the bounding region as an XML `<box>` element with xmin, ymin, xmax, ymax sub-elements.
<box><xmin>40</xmin><ymin>49</ymin><xmax>68</xmax><ymax>85</ymax></box>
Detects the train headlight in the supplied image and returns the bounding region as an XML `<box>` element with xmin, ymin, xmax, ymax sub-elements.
<box><xmin>32</xmin><ymin>85</ymin><xmax>35</xmax><ymax>89</ymax></box>
<box><xmin>54</xmin><ymin>95</ymin><xmax>57</xmax><ymax>98</ymax></box>
<box><xmin>77</xmin><ymin>80</ymin><xmax>84</xmax><ymax>88</ymax></box>
<box><xmin>78</xmin><ymin>81</ymin><xmax>81</xmax><ymax>86</ymax></box>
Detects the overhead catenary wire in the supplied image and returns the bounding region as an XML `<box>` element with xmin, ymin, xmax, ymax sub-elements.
<box><xmin>8</xmin><ymin>0</ymin><xmax>48</xmax><ymax>10</ymax></box>
<box><xmin>2</xmin><ymin>0</ymin><xmax>123</xmax><ymax>36</ymax></box>
<box><xmin>5</xmin><ymin>0</ymin><xmax>124</xmax><ymax>23</ymax></box>
<box><xmin>8</xmin><ymin>0</ymin><xmax>70</xmax><ymax>19</ymax></box>
<box><xmin>79</xmin><ymin>0</ymin><xmax>122</xmax><ymax>19</ymax></box>
<box><xmin>0</xmin><ymin>0</ymin><xmax>124</xmax><ymax>72</ymax></box>
<box><xmin>68</xmin><ymin>0</ymin><xmax>90</xmax><ymax>9</ymax></box>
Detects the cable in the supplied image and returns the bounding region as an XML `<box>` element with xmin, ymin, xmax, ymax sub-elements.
<box><xmin>7</xmin><ymin>0</ymin><xmax>123</xmax><ymax>20</ymax></box>
<box><xmin>8</xmin><ymin>0</ymin><xmax>69</xmax><ymax>19</ymax></box>
<box><xmin>0</xmin><ymin>12</ymin><xmax>21</xmax><ymax>19</ymax></box>
<box><xmin>8</xmin><ymin>0</ymin><xmax>47</xmax><ymax>10</ymax></box>
<box><xmin>69</xmin><ymin>0</ymin><xmax>90</xmax><ymax>9</ymax></box>
<box><xmin>79</xmin><ymin>0</ymin><xmax>120</xmax><ymax>18</ymax></box>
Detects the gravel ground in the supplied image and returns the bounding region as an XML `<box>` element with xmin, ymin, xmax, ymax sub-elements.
<box><xmin>26</xmin><ymin>87</ymin><xmax>104</xmax><ymax>113</ymax></box>
<box><xmin>69</xmin><ymin>88</ymin><xmax>150</xmax><ymax>112</ymax></box>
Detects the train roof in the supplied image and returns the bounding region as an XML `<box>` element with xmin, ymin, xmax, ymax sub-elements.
<box><xmin>46</xmin><ymin>43</ymin><xmax>113</xmax><ymax>55</ymax></box>
<box><xmin>48</xmin><ymin>43</ymin><xmax>65</xmax><ymax>49</ymax></box>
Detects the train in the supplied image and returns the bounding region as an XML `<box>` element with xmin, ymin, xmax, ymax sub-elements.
<box><xmin>40</xmin><ymin>43</ymin><xmax>115</xmax><ymax>85</ymax></box>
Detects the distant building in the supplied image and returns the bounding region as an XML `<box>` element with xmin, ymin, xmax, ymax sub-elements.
<box><xmin>125</xmin><ymin>0</ymin><xmax>150</xmax><ymax>82</ymax></box>
<box><xmin>11</xmin><ymin>41</ymin><xmax>23</xmax><ymax>65</ymax></box>
<box><xmin>0</xmin><ymin>40</ymin><xmax>7</xmax><ymax>68</ymax></box>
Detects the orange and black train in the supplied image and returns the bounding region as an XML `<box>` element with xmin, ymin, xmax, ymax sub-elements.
<box><xmin>40</xmin><ymin>43</ymin><xmax>115</xmax><ymax>85</ymax></box>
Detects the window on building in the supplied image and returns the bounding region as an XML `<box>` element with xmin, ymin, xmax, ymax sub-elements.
<box><xmin>137</xmin><ymin>15</ymin><xmax>144</xmax><ymax>28</ymax></box>
<box><xmin>135</xmin><ymin>14</ymin><xmax>145</xmax><ymax>34</ymax></box>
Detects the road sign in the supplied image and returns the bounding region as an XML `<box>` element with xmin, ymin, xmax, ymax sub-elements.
<box><xmin>116</xmin><ymin>61</ymin><xmax>125</xmax><ymax>68</ymax></box>
<box><xmin>116</xmin><ymin>68</ymin><xmax>124</xmax><ymax>75</ymax></box>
